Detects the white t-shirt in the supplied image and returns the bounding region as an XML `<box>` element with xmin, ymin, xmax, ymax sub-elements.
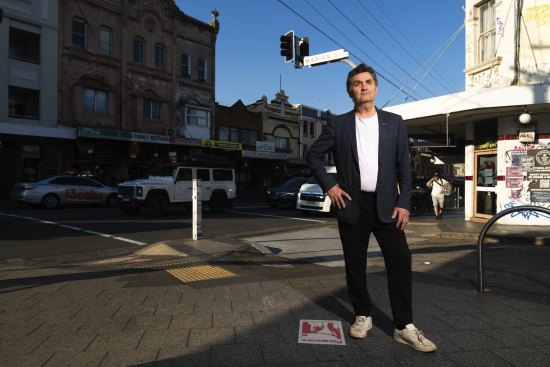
<box><xmin>430</xmin><ymin>178</ymin><xmax>448</xmax><ymax>196</ymax></box>
<box><xmin>355</xmin><ymin>114</ymin><xmax>379</xmax><ymax>192</ymax></box>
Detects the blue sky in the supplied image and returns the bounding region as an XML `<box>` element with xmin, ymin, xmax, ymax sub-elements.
<box><xmin>175</xmin><ymin>0</ymin><xmax>466</xmax><ymax>114</ymax></box>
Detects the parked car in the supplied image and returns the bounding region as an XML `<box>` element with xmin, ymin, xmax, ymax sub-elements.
<box><xmin>10</xmin><ymin>175</ymin><xmax>119</xmax><ymax>209</ymax></box>
<box><xmin>265</xmin><ymin>177</ymin><xmax>310</xmax><ymax>208</ymax></box>
<box><xmin>296</xmin><ymin>166</ymin><xmax>337</xmax><ymax>213</ymax></box>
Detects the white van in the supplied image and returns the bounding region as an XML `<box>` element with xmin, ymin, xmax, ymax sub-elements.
<box><xmin>296</xmin><ymin>166</ymin><xmax>336</xmax><ymax>213</ymax></box>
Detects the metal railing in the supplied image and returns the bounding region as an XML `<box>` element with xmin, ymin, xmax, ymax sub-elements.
<box><xmin>477</xmin><ymin>205</ymin><xmax>550</xmax><ymax>293</ymax></box>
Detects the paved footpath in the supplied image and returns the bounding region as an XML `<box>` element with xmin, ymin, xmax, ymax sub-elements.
<box><xmin>1</xmin><ymin>211</ymin><xmax>550</xmax><ymax>366</ymax></box>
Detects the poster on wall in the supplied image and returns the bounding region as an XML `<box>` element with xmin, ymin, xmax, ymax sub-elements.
<box><xmin>526</xmin><ymin>149</ymin><xmax>550</xmax><ymax>203</ymax></box>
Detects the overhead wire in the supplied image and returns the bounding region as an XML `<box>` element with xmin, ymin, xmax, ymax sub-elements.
<box><xmin>351</xmin><ymin>0</ymin><xmax>458</xmax><ymax>95</ymax></box>
<box><xmin>384</xmin><ymin>22</ymin><xmax>465</xmax><ymax>107</ymax></box>
<box><xmin>302</xmin><ymin>0</ymin><xmax>418</xmax><ymax>98</ymax></box>
<box><xmin>401</xmin><ymin>23</ymin><xmax>465</xmax><ymax>103</ymax></box>
<box><xmin>276</xmin><ymin>0</ymin><xmax>418</xmax><ymax>101</ymax></box>
<box><xmin>327</xmin><ymin>0</ymin><xmax>438</xmax><ymax>99</ymax></box>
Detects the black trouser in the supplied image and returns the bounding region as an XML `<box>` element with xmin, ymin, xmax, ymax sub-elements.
<box><xmin>338</xmin><ymin>191</ymin><xmax>413</xmax><ymax>328</ymax></box>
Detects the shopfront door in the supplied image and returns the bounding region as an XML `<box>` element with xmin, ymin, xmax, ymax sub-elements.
<box><xmin>474</xmin><ymin>150</ymin><xmax>497</xmax><ymax>219</ymax></box>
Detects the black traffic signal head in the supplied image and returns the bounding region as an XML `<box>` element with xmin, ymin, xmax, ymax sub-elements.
<box><xmin>280</xmin><ymin>30</ymin><xmax>295</xmax><ymax>63</ymax></box>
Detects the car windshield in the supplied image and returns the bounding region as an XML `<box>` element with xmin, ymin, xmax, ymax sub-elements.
<box><xmin>281</xmin><ymin>177</ymin><xmax>307</xmax><ymax>188</ymax></box>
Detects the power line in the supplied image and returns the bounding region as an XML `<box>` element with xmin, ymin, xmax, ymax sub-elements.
<box><xmin>351</xmin><ymin>0</ymin><xmax>458</xmax><ymax>95</ymax></box>
<box><xmin>276</xmin><ymin>0</ymin><xmax>418</xmax><ymax>102</ymax></box>
<box><xmin>327</xmin><ymin>0</ymin><xmax>437</xmax><ymax>99</ymax></box>
<box><xmin>303</xmin><ymin>0</ymin><xmax>417</xmax><ymax>98</ymax></box>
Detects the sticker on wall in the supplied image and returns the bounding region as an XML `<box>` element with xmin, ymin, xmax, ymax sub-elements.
<box><xmin>298</xmin><ymin>319</ymin><xmax>346</xmax><ymax>345</ymax></box>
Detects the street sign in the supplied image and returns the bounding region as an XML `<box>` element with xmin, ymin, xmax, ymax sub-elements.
<box><xmin>303</xmin><ymin>49</ymin><xmax>349</xmax><ymax>67</ymax></box>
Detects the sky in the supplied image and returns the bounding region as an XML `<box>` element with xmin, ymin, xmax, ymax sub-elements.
<box><xmin>175</xmin><ymin>0</ymin><xmax>466</xmax><ymax>114</ymax></box>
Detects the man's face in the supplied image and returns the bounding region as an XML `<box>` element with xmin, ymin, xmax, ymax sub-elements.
<box><xmin>348</xmin><ymin>72</ymin><xmax>378</xmax><ymax>105</ymax></box>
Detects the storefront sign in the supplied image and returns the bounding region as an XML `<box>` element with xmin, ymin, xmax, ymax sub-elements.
<box><xmin>519</xmin><ymin>130</ymin><xmax>535</xmax><ymax>143</ymax></box>
<box><xmin>201</xmin><ymin>140</ymin><xmax>242</xmax><ymax>150</ymax></box>
<box><xmin>242</xmin><ymin>150</ymin><xmax>289</xmax><ymax>160</ymax></box>
<box><xmin>170</xmin><ymin>137</ymin><xmax>203</xmax><ymax>147</ymax></box>
<box><xmin>256</xmin><ymin>141</ymin><xmax>275</xmax><ymax>152</ymax></box>
<box><xmin>409</xmin><ymin>134</ymin><xmax>456</xmax><ymax>147</ymax></box>
<box><xmin>78</xmin><ymin>127</ymin><xmax>170</xmax><ymax>144</ymax></box>
<box><xmin>476</xmin><ymin>141</ymin><xmax>497</xmax><ymax>150</ymax></box>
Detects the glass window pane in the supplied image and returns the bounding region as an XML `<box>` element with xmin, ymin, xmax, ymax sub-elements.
<box><xmin>152</xmin><ymin>100</ymin><xmax>160</xmax><ymax>119</ymax></box>
<box><xmin>134</xmin><ymin>38</ymin><xmax>144</xmax><ymax>64</ymax></box>
<box><xmin>100</xmin><ymin>29</ymin><xmax>111</xmax><ymax>56</ymax></box>
<box><xmin>84</xmin><ymin>89</ymin><xmax>95</xmax><ymax>111</ymax></box>
<box><xmin>144</xmin><ymin>99</ymin><xmax>151</xmax><ymax>118</ymax></box>
<box><xmin>230</xmin><ymin>129</ymin><xmax>239</xmax><ymax>142</ymax></box>
<box><xmin>219</xmin><ymin>127</ymin><xmax>229</xmax><ymax>141</ymax></box>
<box><xmin>72</xmin><ymin>20</ymin><xmax>85</xmax><ymax>48</ymax></box>
<box><xmin>96</xmin><ymin>91</ymin><xmax>107</xmax><ymax>112</ymax></box>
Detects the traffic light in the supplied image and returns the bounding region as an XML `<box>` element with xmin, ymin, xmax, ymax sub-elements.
<box><xmin>280</xmin><ymin>30</ymin><xmax>295</xmax><ymax>63</ymax></box>
<box><xmin>296</xmin><ymin>37</ymin><xmax>309</xmax><ymax>68</ymax></box>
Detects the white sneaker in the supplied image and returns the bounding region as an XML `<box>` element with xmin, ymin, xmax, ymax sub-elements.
<box><xmin>393</xmin><ymin>323</ymin><xmax>437</xmax><ymax>352</ymax></box>
<box><xmin>349</xmin><ymin>316</ymin><xmax>372</xmax><ymax>338</ymax></box>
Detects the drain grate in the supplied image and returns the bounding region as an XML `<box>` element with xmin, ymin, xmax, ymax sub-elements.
<box><xmin>166</xmin><ymin>265</ymin><xmax>236</xmax><ymax>283</ymax></box>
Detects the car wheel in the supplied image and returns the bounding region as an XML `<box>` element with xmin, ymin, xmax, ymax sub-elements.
<box><xmin>106</xmin><ymin>194</ymin><xmax>119</xmax><ymax>207</ymax></box>
<box><xmin>145</xmin><ymin>194</ymin><xmax>168</xmax><ymax>217</ymax></box>
<box><xmin>209</xmin><ymin>192</ymin><xmax>227</xmax><ymax>213</ymax></box>
<box><xmin>120</xmin><ymin>205</ymin><xmax>140</xmax><ymax>214</ymax></box>
<box><xmin>42</xmin><ymin>194</ymin><xmax>60</xmax><ymax>209</ymax></box>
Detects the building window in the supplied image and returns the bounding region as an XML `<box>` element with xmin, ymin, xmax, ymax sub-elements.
<box><xmin>72</xmin><ymin>19</ymin><xmax>86</xmax><ymax>49</ymax></box>
<box><xmin>198</xmin><ymin>58</ymin><xmax>207</xmax><ymax>81</ymax></box>
<box><xmin>219</xmin><ymin>127</ymin><xmax>258</xmax><ymax>146</ymax></box>
<box><xmin>8</xmin><ymin>86</ymin><xmax>39</xmax><ymax>119</ymax></box>
<box><xmin>155</xmin><ymin>44</ymin><xmax>165</xmax><ymax>69</ymax></box>
<box><xmin>144</xmin><ymin>98</ymin><xmax>161</xmax><ymax>119</ymax></box>
<box><xmin>479</xmin><ymin>0</ymin><xmax>496</xmax><ymax>63</ymax></box>
<box><xmin>274</xmin><ymin>136</ymin><xmax>290</xmax><ymax>151</ymax></box>
<box><xmin>84</xmin><ymin>88</ymin><xmax>107</xmax><ymax>113</ymax></box>
<box><xmin>133</xmin><ymin>38</ymin><xmax>144</xmax><ymax>64</ymax></box>
<box><xmin>9</xmin><ymin>27</ymin><xmax>40</xmax><ymax>63</ymax></box>
<box><xmin>186</xmin><ymin>107</ymin><xmax>209</xmax><ymax>127</ymax></box>
<box><xmin>302</xmin><ymin>122</ymin><xmax>308</xmax><ymax>137</ymax></box>
<box><xmin>100</xmin><ymin>27</ymin><xmax>112</xmax><ymax>56</ymax></box>
<box><xmin>310</xmin><ymin>121</ymin><xmax>315</xmax><ymax>137</ymax></box>
<box><xmin>181</xmin><ymin>54</ymin><xmax>190</xmax><ymax>76</ymax></box>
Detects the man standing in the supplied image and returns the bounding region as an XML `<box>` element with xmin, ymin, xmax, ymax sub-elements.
<box><xmin>427</xmin><ymin>172</ymin><xmax>448</xmax><ymax>220</ymax></box>
<box><xmin>306</xmin><ymin>64</ymin><xmax>436</xmax><ymax>352</ymax></box>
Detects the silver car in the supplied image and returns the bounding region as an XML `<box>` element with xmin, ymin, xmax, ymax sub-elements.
<box><xmin>10</xmin><ymin>175</ymin><xmax>118</xmax><ymax>208</ymax></box>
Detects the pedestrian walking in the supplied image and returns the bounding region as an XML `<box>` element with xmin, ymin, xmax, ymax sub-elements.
<box><xmin>426</xmin><ymin>172</ymin><xmax>449</xmax><ymax>220</ymax></box>
<box><xmin>306</xmin><ymin>63</ymin><xmax>436</xmax><ymax>352</ymax></box>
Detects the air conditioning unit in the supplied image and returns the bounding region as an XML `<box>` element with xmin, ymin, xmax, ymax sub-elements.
<box><xmin>165</xmin><ymin>128</ymin><xmax>175</xmax><ymax>137</ymax></box>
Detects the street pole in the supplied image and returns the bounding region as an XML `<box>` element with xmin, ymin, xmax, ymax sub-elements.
<box><xmin>192</xmin><ymin>179</ymin><xmax>202</xmax><ymax>240</ymax></box>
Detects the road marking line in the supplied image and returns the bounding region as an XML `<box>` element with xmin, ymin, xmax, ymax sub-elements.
<box><xmin>59</xmin><ymin>224</ymin><xmax>82</xmax><ymax>230</ymax></box>
<box><xmin>0</xmin><ymin>212</ymin><xmax>147</xmax><ymax>246</ymax></box>
<box><xmin>228</xmin><ymin>210</ymin><xmax>327</xmax><ymax>223</ymax></box>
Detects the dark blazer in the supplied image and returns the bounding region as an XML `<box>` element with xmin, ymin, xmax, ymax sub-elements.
<box><xmin>306</xmin><ymin>108</ymin><xmax>412</xmax><ymax>224</ymax></box>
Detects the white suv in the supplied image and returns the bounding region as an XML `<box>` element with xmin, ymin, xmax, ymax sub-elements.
<box><xmin>117</xmin><ymin>165</ymin><xmax>236</xmax><ymax>217</ymax></box>
<box><xmin>296</xmin><ymin>166</ymin><xmax>336</xmax><ymax>213</ymax></box>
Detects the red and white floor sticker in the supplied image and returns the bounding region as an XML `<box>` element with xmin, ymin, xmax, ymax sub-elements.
<box><xmin>298</xmin><ymin>319</ymin><xmax>346</xmax><ymax>345</ymax></box>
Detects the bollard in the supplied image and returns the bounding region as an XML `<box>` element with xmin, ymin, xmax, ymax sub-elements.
<box><xmin>192</xmin><ymin>179</ymin><xmax>202</xmax><ymax>240</ymax></box>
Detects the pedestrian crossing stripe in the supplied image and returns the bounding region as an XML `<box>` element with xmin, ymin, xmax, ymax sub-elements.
<box><xmin>166</xmin><ymin>265</ymin><xmax>236</xmax><ymax>283</ymax></box>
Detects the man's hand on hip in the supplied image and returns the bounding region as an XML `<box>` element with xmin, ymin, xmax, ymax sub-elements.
<box><xmin>392</xmin><ymin>207</ymin><xmax>410</xmax><ymax>230</ymax></box>
<box><xmin>327</xmin><ymin>184</ymin><xmax>351</xmax><ymax>209</ymax></box>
